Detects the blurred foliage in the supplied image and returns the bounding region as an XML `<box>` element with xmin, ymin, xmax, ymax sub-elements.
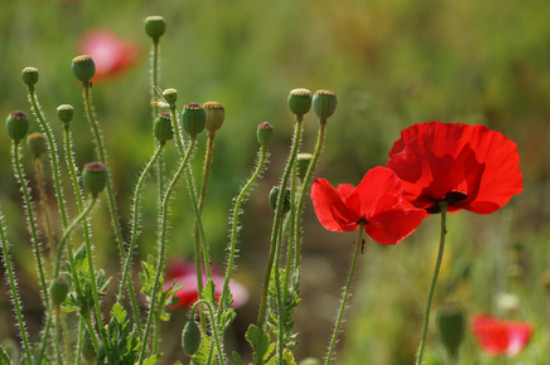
<box><xmin>1</xmin><ymin>0</ymin><xmax>550</xmax><ymax>363</ymax></box>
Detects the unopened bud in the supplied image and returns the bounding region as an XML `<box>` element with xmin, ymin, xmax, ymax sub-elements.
<box><xmin>270</xmin><ymin>187</ymin><xmax>291</xmax><ymax>214</ymax></box>
<box><xmin>6</xmin><ymin>111</ymin><xmax>30</xmax><ymax>142</ymax></box>
<box><xmin>313</xmin><ymin>89</ymin><xmax>337</xmax><ymax>120</ymax></box>
<box><xmin>203</xmin><ymin>101</ymin><xmax>225</xmax><ymax>134</ymax></box>
<box><xmin>50</xmin><ymin>276</ymin><xmax>69</xmax><ymax>307</ymax></box>
<box><xmin>163</xmin><ymin>88</ymin><xmax>178</xmax><ymax>105</ymax></box>
<box><xmin>27</xmin><ymin>132</ymin><xmax>47</xmax><ymax>158</ymax></box>
<box><xmin>72</xmin><ymin>55</ymin><xmax>96</xmax><ymax>83</ymax></box>
<box><xmin>256</xmin><ymin>122</ymin><xmax>273</xmax><ymax>147</ymax></box>
<box><xmin>154</xmin><ymin>113</ymin><xmax>174</xmax><ymax>143</ymax></box>
<box><xmin>288</xmin><ymin>88</ymin><xmax>312</xmax><ymax>118</ymax></box>
<box><xmin>182</xmin><ymin>319</ymin><xmax>201</xmax><ymax>355</ymax></box>
<box><xmin>145</xmin><ymin>16</ymin><xmax>167</xmax><ymax>40</ymax></box>
<box><xmin>82</xmin><ymin>162</ymin><xmax>108</xmax><ymax>197</ymax></box>
<box><xmin>181</xmin><ymin>103</ymin><xmax>206</xmax><ymax>137</ymax></box>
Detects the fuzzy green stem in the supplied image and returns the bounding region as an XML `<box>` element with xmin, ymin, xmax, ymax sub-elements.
<box><xmin>191</xmin><ymin>299</ymin><xmax>226</xmax><ymax>365</ymax></box>
<box><xmin>37</xmin><ymin>312</ymin><xmax>53</xmax><ymax>363</ymax></box>
<box><xmin>257</xmin><ymin>120</ymin><xmax>303</xmax><ymax>329</ymax></box>
<box><xmin>54</xmin><ymin>312</ymin><xmax>63</xmax><ymax>365</ymax></box>
<box><xmin>138</xmin><ymin>139</ymin><xmax>196</xmax><ymax>364</ymax></box>
<box><xmin>75</xmin><ymin>316</ymin><xmax>84</xmax><ymax>365</ymax></box>
<box><xmin>33</xmin><ymin>157</ymin><xmax>55</xmax><ymax>263</ymax></box>
<box><xmin>60</xmin><ymin>309</ymin><xmax>71</xmax><ymax>364</ymax></box>
<box><xmin>0</xmin><ymin>212</ymin><xmax>33</xmax><ymax>364</ymax></box>
<box><xmin>11</xmin><ymin>141</ymin><xmax>50</xmax><ymax>313</ymax></box>
<box><xmin>294</xmin><ymin>121</ymin><xmax>326</xmax><ymax>270</ymax></box>
<box><xmin>416</xmin><ymin>201</ymin><xmax>448</xmax><ymax>365</ymax></box>
<box><xmin>325</xmin><ymin>225</ymin><xmax>364</xmax><ymax>365</ymax></box>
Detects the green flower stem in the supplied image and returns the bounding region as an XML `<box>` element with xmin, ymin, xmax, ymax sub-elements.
<box><xmin>0</xmin><ymin>211</ymin><xmax>33</xmax><ymax>365</ymax></box>
<box><xmin>218</xmin><ymin>145</ymin><xmax>269</xmax><ymax>315</ymax></box>
<box><xmin>61</xmin><ymin>126</ymin><xmax>111</xmax><ymax>346</ymax></box>
<box><xmin>191</xmin><ymin>300</ymin><xmax>226</xmax><ymax>365</ymax></box>
<box><xmin>151</xmin><ymin>40</ymin><xmax>160</xmax><ymax>118</ymax></box>
<box><xmin>416</xmin><ymin>201</ymin><xmax>448</xmax><ymax>365</ymax></box>
<box><xmin>294</xmin><ymin>121</ymin><xmax>326</xmax><ymax>270</ymax></box>
<box><xmin>118</xmin><ymin>144</ymin><xmax>164</xmax><ymax>300</ymax></box>
<box><xmin>37</xmin><ymin>313</ymin><xmax>53</xmax><ymax>363</ymax></box>
<box><xmin>139</xmin><ymin>139</ymin><xmax>196</xmax><ymax>365</ymax></box>
<box><xmin>60</xmin><ymin>308</ymin><xmax>71</xmax><ymax>364</ymax></box>
<box><xmin>257</xmin><ymin>119</ymin><xmax>303</xmax><ymax>329</ymax></box>
<box><xmin>274</xmin><ymin>210</ymin><xmax>288</xmax><ymax>364</ymax></box>
<box><xmin>54</xmin><ymin>312</ymin><xmax>62</xmax><ymax>365</ymax></box>
<box><xmin>325</xmin><ymin>224</ymin><xmax>364</xmax><ymax>365</ymax></box>
<box><xmin>75</xmin><ymin>316</ymin><xmax>84</xmax><ymax>365</ymax></box>
<box><xmin>82</xmin><ymin>84</ymin><xmax>142</xmax><ymax>328</ymax></box>
<box><xmin>11</xmin><ymin>141</ymin><xmax>50</xmax><ymax>314</ymax></box>
<box><xmin>84</xmin><ymin>314</ymin><xmax>100</xmax><ymax>353</ymax></box>
<box><xmin>32</xmin><ymin>157</ymin><xmax>55</xmax><ymax>263</ymax></box>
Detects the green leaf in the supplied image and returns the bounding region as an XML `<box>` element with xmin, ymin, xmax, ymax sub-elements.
<box><xmin>111</xmin><ymin>302</ymin><xmax>127</xmax><ymax>324</ymax></box>
<box><xmin>0</xmin><ymin>346</ymin><xmax>12</xmax><ymax>365</ymax></box>
<box><xmin>231</xmin><ymin>352</ymin><xmax>244</xmax><ymax>365</ymax></box>
<box><xmin>245</xmin><ymin>324</ymin><xmax>271</xmax><ymax>365</ymax></box>
<box><xmin>143</xmin><ymin>354</ymin><xmax>161</xmax><ymax>365</ymax></box>
<box><xmin>191</xmin><ymin>335</ymin><xmax>212</xmax><ymax>365</ymax></box>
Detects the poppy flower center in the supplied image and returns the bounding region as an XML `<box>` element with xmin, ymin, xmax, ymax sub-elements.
<box><xmin>427</xmin><ymin>190</ymin><xmax>468</xmax><ymax>214</ymax></box>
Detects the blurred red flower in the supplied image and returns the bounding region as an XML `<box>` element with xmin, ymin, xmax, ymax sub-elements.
<box><xmin>79</xmin><ymin>29</ymin><xmax>140</xmax><ymax>82</ymax></box>
<box><xmin>163</xmin><ymin>259</ymin><xmax>249</xmax><ymax>310</ymax></box>
<box><xmin>310</xmin><ymin>166</ymin><xmax>427</xmax><ymax>245</ymax></box>
<box><xmin>387</xmin><ymin>121</ymin><xmax>523</xmax><ymax>214</ymax></box>
<box><xmin>472</xmin><ymin>315</ymin><xmax>533</xmax><ymax>357</ymax></box>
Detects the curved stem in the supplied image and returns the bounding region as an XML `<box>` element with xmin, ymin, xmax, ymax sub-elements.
<box><xmin>294</xmin><ymin>121</ymin><xmax>326</xmax><ymax>270</ymax></box>
<box><xmin>416</xmin><ymin>201</ymin><xmax>448</xmax><ymax>365</ymax></box>
<box><xmin>0</xmin><ymin>211</ymin><xmax>33</xmax><ymax>364</ymax></box>
<box><xmin>138</xmin><ymin>139</ymin><xmax>196</xmax><ymax>364</ymax></box>
<box><xmin>325</xmin><ymin>225</ymin><xmax>364</xmax><ymax>365</ymax></box>
<box><xmin>257</xmin><ymin>119</ymin><xmax>303</xmax><ymax>329</ymax></box>
<box><xmin>190</xmin><ymin>299</ymin><xmax>226</xmax><ymax>365</ymax></box>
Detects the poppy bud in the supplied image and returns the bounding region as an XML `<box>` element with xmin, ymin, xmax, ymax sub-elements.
<box><xmin>181</xmin><ymin>103</ymin><xmax>206</xmax><ymax>138</ymax></box>
<box><xmin>296</xmin><ymin>153</ymin><xmax>313</xmax><ymax>180</ymax></box>
<box><xmin>144</xmin><ymin>16</ymin><xmax>167</xmax><ymax>40</ymax></box>
<box><xmin>22</xmin><ymin>67</ymin><xmax>39</xmax><ymax>87</ymax></box>
<box><xmin>436</xmin><ymin>303</ymin><xmax>465</xmax><ymax>358</ymax></box>
<box><xmin>288</xmin><ymin>88</ymin><xmax>312</xmax><ymax>118</ymax></box>
<box><xmin>256</xmin><ymin>121</ymin><xmax>273</xmax><ymax>147</ymax></box>
<box><xmin>27</xmin><ymin>132</ymin><xmax>47</xmax><ymax>158</ymax></box>
<box><xmin>82</xmin><ymin>162</ymin><xmax>108</xmax><ymax>197</ymax></box>
<box><xmin>57</xmin><ymin>104</ymin><xmax>74</xmax><ymax>124</ymax></box>
<box><xmin>270</xmin><ymin>187</ymin><xmax>291</xmax><ymax>214</ymax></box>
<box><xmin>203</xmin><ymin>101</ymin><xmax>225</xmax><ymax>134</ymax></box>
<box><xmin>163</xmin><ymin>88</ymin><xmax>178</xmax><ymax>105</ymax></box>
<box><xmin>312</xmin><ymin>89</ymin><xmax>337</xmax><ymax>120</ymax></box>
<box><xmin>49</xmin><ymin>276</ymin><xmax>69</xmax><ymax>307</ymax></box>
<box><xmin>72</xmin><ymin>55</ymin><xmax>96</xmax><ymax>83</ymax></box>
<box><xmin>182</xmin><ymin>319</ymin><xmax>201</xmax><ymax>355</ymax></box>
<box><xmin>6</xmin><ymin>111</ymin><xmax>30</xmax><ymax>142</ymax></box>
<box><xmin>154</xmin><ymin>113</ymin><xmax>174</xmax><ymax>143</ymax></box>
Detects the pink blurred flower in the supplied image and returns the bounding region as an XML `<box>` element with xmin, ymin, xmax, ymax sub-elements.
<box><xmin>472</xmin><ymin>315</ymin><xmax>533</xmax><ymax>357</ymax></box>
<box><xmin>78</xmin><ymin>29</ymin><xmax>140</xmax><ymax>82</ymax></box>
<box><xmin>164</xmin><ymin>259</ymin><xmax>249</xmax><ymax>310</ymax></box>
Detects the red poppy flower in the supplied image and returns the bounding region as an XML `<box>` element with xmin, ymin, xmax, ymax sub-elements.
<box><xmin>310</xmin><ymin>166</ymin><xmax>427</xmax><ymax>245</ymax></box>
<box><xmin>163</xmin><ymin>259</ymin><xmax>249</xmax><ymax>309</ymax></box>
<box><xmin>387</xmin><ymin>121</ymin><xmax>522</xmax><ymax>214</ymax></box>
<box><xmin>79</xmin><ymin>29</ymin><xmax>140</xmax><ymax>82</ymax></box>
<box><xmin>472</xmin><ymin>315</ymin><xmax>533</xmax><ymax>357</ymax></box>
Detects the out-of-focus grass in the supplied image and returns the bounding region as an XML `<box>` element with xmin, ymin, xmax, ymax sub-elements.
<box><xmin>1</xmin><ymin>0</ymin><xmax>549</xmax><ymax>363</ymax></box>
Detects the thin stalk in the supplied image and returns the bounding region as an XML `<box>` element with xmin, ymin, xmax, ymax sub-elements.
<box><xmin>294</xmin><ymin>121</ymin><xmax>326</xmax><ymax>270</ymax></box>
<box><xmin>138</xmin><ymin>139</ymin><xmax>196</xmax><ymax>364</ymax></box>
<box><xmin>37</xmin><ymin>313</ymin><xmax>53</xmax><ymax>363</ymax></box>
<box><xmin>62</xmin><ymin>126</ymin><xmax>112</xmax><ymax>345</ymax></box>
<box><xmin>0</xmin><ymin>212</ymin><xmax>33</xmax><ymax>364</ymax></box>
<box><xmin>217</xmin><ymin>146</ymin><xmax>269</xmax><ymax>314</ymax></box>
<box><xmin>75</xmin><ymin>316</ymin><xmax>84</xmax><ymax>365</ymax></box>
<box><xmin>33</xmin><ymin>157</ymin><xmax>55</xmax><ymax>261</ymax></box>
<box><xmin>54</xmin><ymin>312</ymin><xmax>63</xmax><ymax>365</ymax></box>
<box><xmin>191</xmin><ymin>300</ymin><xmax>226</xmax><ymax>365</ymax></box>
<box><xmin>274</xmin><ymin>211</ymin><xmax>287</xmax><ymax>364</ymax></box>
<box><xmin>325</xmin><ymin>224</ymin><xmax>364</xmax><ymax>365</ymax></box>
<box><xmin>82</xmin><ymin>83</ymin><xmax>141</xmax><ymax>328</ymax></box>
<box><xmin>60</xmin><ymin>308</ymin><xmax>71</xmax><ymax>364</ymax></box>
<box><xmin>257</xmin><ymin>119</ymin><xmax>303</xmax><ymax>329</ymax></box>
<box><xmin>11</xmin><ymin>141</ymin><xmax>50</xmax><ymax>313</ymax></box>
<box><xmin>416</xmin><ymin>201</ymin><xmax>448</xmax><ymax>365</ymax></box>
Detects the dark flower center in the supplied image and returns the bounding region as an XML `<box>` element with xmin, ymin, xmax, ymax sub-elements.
<box><xmin>427</xmin><ymin>191</ymin><xmax>468</xmax><ymax>214</ymax></box>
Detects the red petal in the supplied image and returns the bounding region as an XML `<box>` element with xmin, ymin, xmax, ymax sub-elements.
<box><xmin>472</xmin><ymin>315</ymin><xmax>533</xmax><ymax>356</ymax></box>
<box><xmin>311</xmin><ymin>179</ymin><xmax>360</xmax><ymax>232</ymax></box>
<box><xmin>353</xmin><ymin>167</ymin><xmax>403</xmax><ymax>218</ymax></box>
<box><xmin>365</xmin><ymin>206</ymin><xmax>427</xmax><ymax>245</ymax></box>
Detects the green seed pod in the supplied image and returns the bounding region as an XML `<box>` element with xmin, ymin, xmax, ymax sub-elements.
<box><xmin>256</xmin><ymin>121</ymin><xmax>273</xmax><ymax>147</ymax></box>
<box><xmin>288</xmin><ymin>88</ymin><xmax>312</xmax><ymax>118</ymax></box>
<box><xmin>49</xmin><ymin>276</ymin><xmax>69</xmax><ymax>307</ymax></box>
<box><xmin>296</xmin><ymin>153</ymin><xmax>313</xmax><ymax>180</ymax></box>
<box><xmin>27</xmin><ymin>132</ymin><xmax>47</xmax><ymax>158</ymax></box>
<box><xmin>82</xmin><ymin>162</ymin><xmax>108</xmax><ymax>197</ymax></box>
<box><xmin>57</xmin><ymin>104</ymin><xmax>74</xmax><ymax>124</ymax></box>
<box><xmin>22</xmin><ymin>67</ymin><xmax>39</xmax><ymax>87</ymax></box>
<box><xmin>436</xmin><ymin>303</ymin><xmax>465</xmax><ymax>359</ymax></box>
<box><xmin>181</xmin><ymin>103</ymin><xmax>206</xmax><ymax>138</ymax></box>
<box><xmin>145</xmin><ymin>16</ymin><xmax>167</xmax><ymax>40</ymax></box>
<box><xmin>6</xmin><ymin>111</ymin><xmax>30</xmax><ymax>142</ymax></box>
<box><xmin>163</xmin><ymin>88</ymin><xmax>178</xmax><ymax>105</ymax></box>
<box><xmin>182</xmin><ymin>319</ymin><xmax>201</xmax><ymax>355</ymax></box>
<box><xmin>269</xmin><ymin>187</ymin><xmax>291</xmax><ymax>213</ymax></box>
<box><xmin>203</xmin><ymin>101</ymin><xmax>225</xmax><ymax>135</ymax></box>
<box><xmin>312</xmin><ymin>89</ymin><xmax>337</xmax><ymax>120</ymax></box>
<box><xmin>72</xmin><ymin>55</ymin><xmax>96</xmax><ymax>83</ymax></box>
<box><xmin>154</xmin><ymin>113</ymin><xmax>174</xmax><ymax>143</ymax></box>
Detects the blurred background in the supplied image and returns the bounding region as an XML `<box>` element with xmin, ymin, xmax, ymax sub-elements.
<box><xmin>1</xmin><ymin>0</ymin><xmax>550</xmax><ymax>363</ymax></box>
